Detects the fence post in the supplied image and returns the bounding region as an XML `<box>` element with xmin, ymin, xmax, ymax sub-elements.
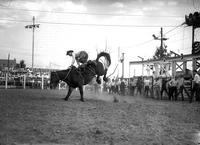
<box><xmin>41</xmin><ymin>75</ymin><xmax>44</xmax><ymax>90</ymax></box>
<box><xmin>5</xmin><ymin>73</ymin><xmax>8</xmax><ymax>89</ymax></box>
<box><xmin>58</xmin><ymin>83</ymin><xmax>61</xmax><ymax>90</ymax></box>
<box><xmin>151</xmin><ymin>76</ymin><xmax>154</xmax><ymax>98</ymax></box>
<box><xmin>23</xmin><ymin>74</ymin><xmax>26</xmax><ymax>89</ymax></box>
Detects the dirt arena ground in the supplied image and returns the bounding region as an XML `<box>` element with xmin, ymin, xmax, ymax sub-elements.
<box><xmin>0</xmin><ymin>89</ymin><xmax>200</xmax><ymax>145</ymax></box>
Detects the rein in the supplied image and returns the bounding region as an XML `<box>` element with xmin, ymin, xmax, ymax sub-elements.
<box><xmin>107</xmin><ymin>63</ymin><xmax>119</xmax><ymax>78</ymax></box>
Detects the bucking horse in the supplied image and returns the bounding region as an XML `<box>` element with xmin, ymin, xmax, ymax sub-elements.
<box><xmin>50</xmin><ymin>51</ymin><xmax>111</xmax><ymax>102</ymax></box>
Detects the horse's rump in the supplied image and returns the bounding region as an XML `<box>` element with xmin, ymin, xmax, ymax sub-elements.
<box><xmin>95</xmin><ymin>61</ymin><xmax>105</xmax><ymax>76</ymax></box>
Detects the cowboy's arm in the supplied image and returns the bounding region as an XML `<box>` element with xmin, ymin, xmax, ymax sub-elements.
<box><xmin>71</xmin><ymin>53</ymin><xmax>75</xmax><ymax>66</ymax></box>
<box><xmin>76</xmin><ymin>60</ymin><xmax>80</xmax><ymax>66</ymax></box>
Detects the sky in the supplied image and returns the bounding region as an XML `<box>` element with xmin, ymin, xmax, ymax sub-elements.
<box><xmin>0</xmin><ymin>0</ymin><xmax>199</xmax><ymax>77</ymax></box>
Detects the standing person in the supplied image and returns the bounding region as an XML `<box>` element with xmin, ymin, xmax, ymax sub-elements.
<box><xmin>191</xmin><ymin>70</ymin><xmax>200</xmax><ymax>102</ymax></box>
<box><xmin>120</xmin><ymin>79</ymin><xmax>126</xmax><ymax>96</ymax></box>
<box><xmin>116</xmin><ymin>78</ymin><xmax>121</xmax><ymax>95</ymax></box>
<box><xmin>177</xmin><ymin>74</ymin><xmax>184</xmax><ymax>101</ymax></box>
<box><xmin>107</xmin><ymin>79</ymin><xmax>112</xmax><ymax>94</ymax></box>
<box><xmin>160</xmin><ymin>77</ymin><xmax>170</xmax><ymax>100</ymax></box>
<box><xmin>129</xmin><ymin>78</ymin><xmax>136</xmax><ymax>96</ymax></box>
<box><xmin>168</xmin><ymin>76</ymin><xmax>178</xmax><ymax>101</ymax></box>
<box><xmin>183</xmin><ymin>69</ymin><xmax>193</xmax><ymax>102</ymax></box>
<box><xmin>136</xmin><ymin>76</ymin><xmax>143</xmax><ymax>96</ymax></box>
<box><xmin>144</xmin><ymin>77</ymin><xmax>151</xmax><ymax>97</ymax></box>
<box><xmin>111</xmin><ymin>79</ymin><xmax>116</xmax><ymax>94</ymax></box>
<box><xmin>66</xmin><ymin>50</ymin><xmax>88</xmax><ymax>68</ymax></box>
<box><xmin>153</xmin><ymin>77</ymin><xmax>161</xmax><ymax>100</ymax></box>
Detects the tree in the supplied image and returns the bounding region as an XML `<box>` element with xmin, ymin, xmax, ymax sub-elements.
<box><xmin>19</xmin><ymin>60</ymin><xmax>26</xmax><ymax>68</ymax></box>
<box><xmin>153</xmin><ymin>45</ymin><xmax>171</xmax><ymax>60</ymax></box>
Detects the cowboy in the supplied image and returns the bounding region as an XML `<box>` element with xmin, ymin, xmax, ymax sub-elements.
<box><xmin>66</xmin><ymin>50</ymin><xmax>88</xmax><ymax>68</ymax></box>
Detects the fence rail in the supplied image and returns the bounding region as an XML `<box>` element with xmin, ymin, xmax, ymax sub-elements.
<box><xmin>0</xmin><ymin>73</ymin><xmax>50</xmax><ymax>89</ymax></box>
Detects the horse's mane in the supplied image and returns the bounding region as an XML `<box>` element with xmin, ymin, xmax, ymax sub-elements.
<box><xmin>96</xmin><ymin>51</ymin><xmax>111</xmax><ymax>66</ymax></box>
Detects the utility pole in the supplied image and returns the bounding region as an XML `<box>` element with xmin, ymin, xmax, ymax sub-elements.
<box><xmin>7</xmin><ymin>53</ymin><xmax>10</xmax><ymax>71</ymax></box>
<box><xmin>25</xmin><ymin>16</ymin><xmax>40</xmax><ymax>72</ymax></box>
<box><xmin>191</xmin><ymin>25</ymin><xmax>197</xmax><ymax>72</ymax></box>
<box><xmin>192</xmin><ymin>25</ymin><xmax>195</xmax><ymax>48</ymax></box>
<box><xmin>120</xmin><ymin>52</ymin><xmax>125</xmax><ymax>78</ymax></box>
<box><xmin>160</xmin><ymin>27</ymin><xmax>163</xmax><ymax>49</ymax></box>
<box><xmin>153</xmin><ymin>27</ymin><xmax>168</xmax><ymax>49</ymax></box>
<box><xmin>118</xmin><ymin>47</ymin><xmax>120</xmax><ymax>77</ymax></box>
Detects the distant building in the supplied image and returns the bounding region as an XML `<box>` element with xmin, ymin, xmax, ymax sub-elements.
<box><xmin>0</xmin><ymin>59</ymin><xmax>16</xmax><ymax>71</ymax></box>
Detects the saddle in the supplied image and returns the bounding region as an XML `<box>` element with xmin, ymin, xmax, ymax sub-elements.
<box><xmin>70</xmin><ymin>65</ymin><xmax>85</xmax><ymax>84</ymax></box>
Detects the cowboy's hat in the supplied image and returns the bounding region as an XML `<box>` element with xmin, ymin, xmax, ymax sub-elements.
<box><xmin>66</xmin><ymin>50</ymin><xmax>74</xmax><ymax>55</ymax></box>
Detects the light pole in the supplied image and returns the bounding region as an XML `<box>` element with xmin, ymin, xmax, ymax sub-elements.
<box><xmin>138</xmin><ymin>56</ymin><xmax>144</xmax><ymax>76</ymax></box>
<box><xmin>25</xmin><ymin>16</ymin><xmax>40</xmax><ymax>72</ymax></box>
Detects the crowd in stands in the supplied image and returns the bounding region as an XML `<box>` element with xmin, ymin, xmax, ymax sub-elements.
<box><xmin>103</xmin><ymin>69</ymin><xmax>200</xmax><ymax>103</ymax></box>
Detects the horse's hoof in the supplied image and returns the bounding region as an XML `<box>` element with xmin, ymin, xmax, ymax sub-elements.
<box><xmin>96</xmin><ymin>79</ymin><xmax>101</xmax><ymax>84</ymax></box>
<box><xmin>64</xmin><ymin>98</ymin><xmax>68</xmax><ymax>101</ymax></box>
<box><xmin>80</xmin><ymin>99</ymin><xmax>85</xmax><ymax>102</ymax></box>
<box><xmin>103</xmin><ymin>77</ymin><xmax>108</xmax><ymax>82</ymax></box>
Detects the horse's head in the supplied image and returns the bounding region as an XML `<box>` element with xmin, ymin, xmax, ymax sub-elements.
<box><xmin>96</xmin><ymin>51</ymin><xmax>111</xmax><ymax>67</ymax></box>
<box><xmin>50</xmin><ymin>71</ymin><xmax>60</xmax><ymax>89</ymax></box>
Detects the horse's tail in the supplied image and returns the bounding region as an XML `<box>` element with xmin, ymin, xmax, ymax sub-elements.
<box><xmin>96</xmin><ymin>51</ymin><xmax>111</xmax><ymax>67</ymax></box>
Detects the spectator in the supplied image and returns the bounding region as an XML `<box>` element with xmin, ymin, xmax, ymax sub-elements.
<box><xmin>153</xmin><ymin>77</ymin><xmax>161</xmax><ymax>99</ymax></box>
<box><xmin>111</xmin><ymin>79</ymin><xmax>116</xmax><ymax>94</ymax></box>
<box><xmin>136</xmin><ymin>76</ymin><xmax>143</xmax><ymax>96</ymax></box>
<box><xmin>144</xmin><ymin>77</ymin><xmax>151</xmax><ymax>97</ymax></box>
<box><xmin>183</xmin><ymin>69</ymin><xmax>193</xmax><ymax>102</ymax></box>
<box><xmin>120</xmin><ymin>79</ymin><xmax>126</xmax><ymax>96</ymax></box>
<box><xmin>191</xmin><ymin>70</ymin><xmax>200</xmax><ymax>102</ymax></box>
<box><xmin>129</xmin><ymin>78</ymin><xmax>136</xmax><ymax>96</ymax></box>
<box><xmin>168</xmin><ymin>76</ymin><xmax>178</xmax><ymax>101</ymax></box>
<box><xmin>115</xmin><ymin>78</ymin><xmax>120</xmax><ymax>94</ymax></box>
<box><xmin>160</xmin><ymin>77</ymin><xmax>170</xmax><ymax>100</ymax></box>
<box><xmin>177</xmin><ymin>74</ymin><xmax>184</xmax><ymax>101</ymax></box>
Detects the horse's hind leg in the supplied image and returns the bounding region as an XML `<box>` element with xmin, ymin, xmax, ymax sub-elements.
<box><xmin>79</xmin><ymin>86</ymin><xmax>84</xmax><ymax>102</ymax></box>
<box><xmin>64</xmin><ymin>87</ymin><xmax>74</xmax><ymax>101</ymax></box>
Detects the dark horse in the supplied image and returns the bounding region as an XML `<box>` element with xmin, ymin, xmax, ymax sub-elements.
<box><xmin>50</xmin><ymin>52</ymin><xmax>111</xmax><ymax>102</ymax></box>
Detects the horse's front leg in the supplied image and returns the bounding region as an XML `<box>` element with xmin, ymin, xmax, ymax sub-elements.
<box><xmin>64</xmin><ymin>87</ymin><xmax>74</xmax><ymax>101</ymax></box>
<box><xmin>103</xmin><ymin>69</ymin><xmax>108</xmax><ymax>82</ymax></box>
<box><xmin>96</xmin><ymin>75</ymin><xmax>101</xmax><ymax>84</ymax></box>
<box><xmin>78</xmin><ymin>86</ymin><xmax>84</xmax><ymax>102</ymax></box>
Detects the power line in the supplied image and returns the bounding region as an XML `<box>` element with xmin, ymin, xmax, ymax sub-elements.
<box><xmin>122</xmin><ymin>24</ymin><xmax>185</xmax><ymax>48</ymax></box>
<box><xmin>0</xmin><ymin>18</ymin><xmax>180</xmax><ymax>28</ymax></box>
<box><xmin>167</xmin><ymin>28</ymin><xmax>186</xmax><ymax>38</ymax></box>
<box><xmin>150</xmin><ymin>23</ymin><xmax>184</xmax><ymax>39</ymax></box>
<box><xmin>164</xmin><ymin>23</ymin><xmax>184</xmax><ymax>35</ymax></box>
<box><xmin>168</xmin><ymin>36</ymin><xmax>191</xmax><ymax>43</ymax></box>
<box><xmin>0</xmin><ymin>6</ymin><xmax>183</xmax><ymax>18</ymax></box>
<box><xmin>124</xmin><ymin>39</ymin><xmax>155</xmax><ymax>49</ymax></box>
<box><xmin>192</xmin><ymin>0</ymin><xmax>200</xmax><ymax>11</ymax></box>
